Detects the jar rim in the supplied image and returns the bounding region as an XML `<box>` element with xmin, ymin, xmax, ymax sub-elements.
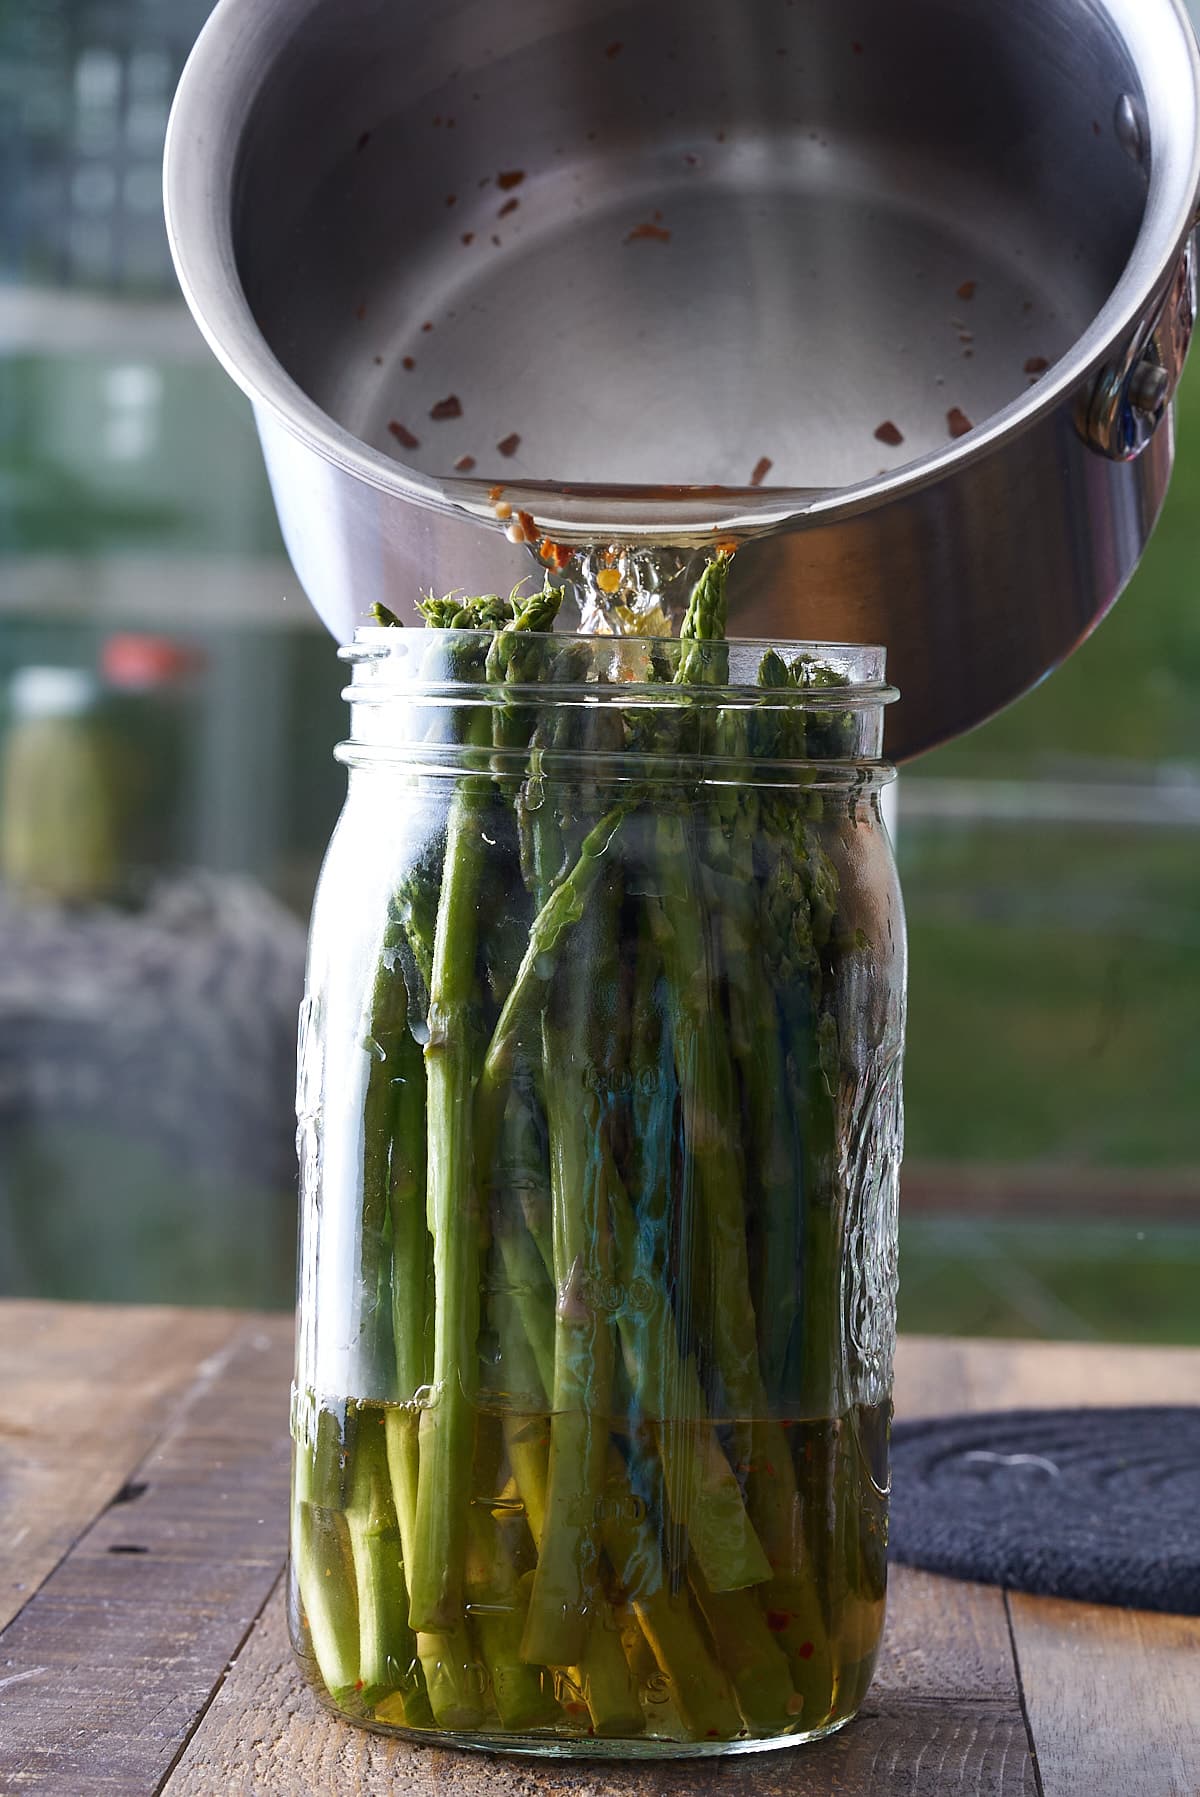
<box><xmin>341</xmin><ymin>628</ymin><xmax>899</xmax><ymax>709</ymax></box>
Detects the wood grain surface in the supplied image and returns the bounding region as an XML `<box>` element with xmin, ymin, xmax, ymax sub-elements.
<box><xmin>0</xmin><ymin>1301</ymin><xmax>242</xmax><ymax>1634</ymax></box>
<box><xmin>1010</xmin><ymin>1594</ymin><xmax>1200</xmax><ymax>1797</ymax></box>
<box><xmin>0</xmin><ymin>1310</ymin><xmax>292</xmax><ymax>1797</ymax></box>
<box><xmin>1</xmin><ymin>1306</ymin><xmax>1196</xmax><ymax>1797</ymax></box>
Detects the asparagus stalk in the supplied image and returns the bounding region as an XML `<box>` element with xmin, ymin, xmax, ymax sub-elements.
<box><xmin>342</xmin><ymin>1404</ymin><xmax>434</xmax><ymax>1723</ymax></box>
<box><xmin>408</xmin><ymin>586</ymin><xmax>563</xmax><ymax>1636</ymax></box>
<box><xmin>520</xmin><ymin>911</ymin><xmax>618</xmax><ymax>1668</ymax></box>
<box><xmin>688</xmin><ymin>1570</ymin><xmax>801</xmax><ymax>1731</ymax></box>
<box><xmin>500</xmin><ymin>1313</ymin><xmax>645</xmax><ymax>1738</ymax></box>
<box><xmin>464</xmin><ymin>1491</ymin><xmax>561</xmax><ymax>1730</ymax></box>
<box><xmin>608</xmin><ymin>1171</ymin><xmax>771</xmax><ymax>1591</ymax></box>
<box><xmin>292</xmin><ymin>1412</ymin><xmax>361</xmax><ymax>1705</ymax></box>
<box><xmin>499</xmin><ymin>1296</ymin><xmax>742</xmax><ymax>1741</ymax></box>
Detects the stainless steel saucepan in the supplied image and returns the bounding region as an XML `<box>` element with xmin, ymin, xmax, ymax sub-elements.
<box><xmin>165</xmin><ymin>0</ymin><xmax>1200</xmax><ymax>757</ymax></box>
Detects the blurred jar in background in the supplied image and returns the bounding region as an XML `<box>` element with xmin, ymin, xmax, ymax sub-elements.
<box><xmin>0</xmin><ymin>641</ymin><xmax>305</xmax><ymax>1308</ymax></box>
<box><xmin>1</xmin><ymin>665</ymin><xmax>121</xmax><ymax>904</ymax></box>
<box><xmin>98</xmin><ymin>632</ymin><xmax>204</xmax><ymax>881</ymax></box>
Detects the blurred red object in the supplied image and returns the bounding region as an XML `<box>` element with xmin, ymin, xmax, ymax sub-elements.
<box><xmin>101</xmin><ymin>634</ymin><xmax>206</xmax><ymax>691</ymax></box>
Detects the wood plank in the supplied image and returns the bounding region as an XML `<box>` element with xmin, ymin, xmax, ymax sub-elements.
<box><xmin>0</xmin><ymin>1313</ymin><xmax>293</xmax><ymax>1797</ymax></box>
<box><xmin>901</xmin><ymin>1162</ymin><xmax>1200</xmax><ymax>1224</ymax></box>
<box><xmin>0</xmin><ymin>1301</ymin><xmax>243</xmax><ymax>1633</ymax></box>
<box><xmin>163</xmin><ymin>1566</ymin><xmax>1035</xmax><ymax>1797</ymax></box>
<box><xmin>895</xmin><ymin>1335</ymin><xmax>1200</xmax><ymax>1420</ymax></box>
<box><xmin>1009</xmin><ymin>1593</ymin><xmax>1200</xmax><ymax>1797</ymax></box>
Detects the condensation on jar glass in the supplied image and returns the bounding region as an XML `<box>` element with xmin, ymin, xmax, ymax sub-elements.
<box><xmin>289</xmin><ymin>606</ymin><xmax>906</xmax><ymax>1760</ymax></box>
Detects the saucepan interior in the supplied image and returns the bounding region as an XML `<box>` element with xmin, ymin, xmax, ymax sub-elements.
<box><xmin>220</xmin><ymin>0</ymin><xmax>1164</xmax><ymax>503</ymax></box>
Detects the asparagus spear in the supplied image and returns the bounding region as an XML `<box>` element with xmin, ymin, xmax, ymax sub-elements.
<box><xmin>498</xmin><ymin>1284</ymin><xmax>742</xmax><ymax>1741</ymax></box>
<box><xmin>342</xmin><ymin>1404</ymin><xmax>434</xmax><ymax>1724</ymax></box>
<box><xmin>519</xmin><ymin>896</ymin><xmax>618</xmax><ymax>1669</ymax></box>
<box><xmin>407</xmin><ymin>586</ymin><xmax>563</xmax><ymax>1636</ymax></box>
<box><xmin>292</xmin><ymin>1408</ymin><xmax>361</xmax><ymax>1705</ymax></box>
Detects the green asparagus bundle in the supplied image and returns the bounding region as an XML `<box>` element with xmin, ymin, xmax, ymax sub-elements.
<box><xmin>290</xmin><ymin>560</ymin><xmax>891</xmax><ymax>1746</ymax></box>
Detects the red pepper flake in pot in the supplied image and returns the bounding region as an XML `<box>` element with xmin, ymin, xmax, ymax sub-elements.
<box><xmin>947</xmin><ymin>407</ymin><xmax>973</xmax><ymax>439</ymax></box>
<box><xmin>874</xmin><ymin>421</ymin><xmax>904</xmax><ymax>447</ymax></box>
<box><xmin>750</xmin><ymin>456</ymin><xmax>773</xmax><ymax>487</ymax></box>
<box><xmin>388</xmin><ymin>421</ymin><xmax>420</xmax><ymax>449</ymax></box>
<box><xmin>627</xmin><ymin>220</ymin><xmax>671</xmax><ymax>243</ymax></box>
<box><xmin>430</xmin><ymin>394</ymin><xmax>463</xmax><ymax>421</ymax></box>
<box><xmin>497</xmin><ymin>432</ymin><xmax>521</xmax><ymax>457</ymax></box>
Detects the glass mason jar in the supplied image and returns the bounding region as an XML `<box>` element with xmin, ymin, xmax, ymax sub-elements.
<box><xmin>290</xmin><ymin>623</ymin><xmax>906</xmax><ymax>1758</ymax></box>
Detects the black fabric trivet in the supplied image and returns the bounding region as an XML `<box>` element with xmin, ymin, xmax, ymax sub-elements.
<box><xmin>889</xmin><ymin>1407</ymin><xmax>1200</xmax><ymax>1615</ymax></box>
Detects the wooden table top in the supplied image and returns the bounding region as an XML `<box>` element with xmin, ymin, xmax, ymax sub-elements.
<box><xmin>1</xmin><ymin>1301</ymin><xmax>1197</xmax><ymax>1797</ymax></box>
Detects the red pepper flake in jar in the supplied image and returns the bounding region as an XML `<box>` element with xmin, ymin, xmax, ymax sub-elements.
<box><xmin>430</xmin><ymin>394</ymin><xmax>463</xmax><ymax>421</ymax></box>
<box><xmin>402</xmin><ymin>356</ymin><xmax>415</xmax><ymax>370</ymax></box>
<box><xmin>766</xmin><ymin>1610</ymin><xmax>790</xmax><ymax>1633</ymax></box>
<box><xmin>461</xmin><ymin>232</ymin><xmax>474</xmax><ymax>245</ymax></box>
<box><xmin>454</xmin><ymin>455</ymin><xmax>476</xmax><ymax>472</ymax></box>
<box><xmin>488</xmin><ymin>485</ymin><xmax>506</xmax><ymax>502</ymax></box>
<box><xmin>626</xmin><ymin>220</ymin><xmax>671</xmax><ymax>243</ymax></box>
<box><xmin>421</xmin><ymin>321</ymin><xmax>434</xmax><ymax>333</ymax></box>
<box><xmin>355</xmin><ymin>131</ymin><xmax>371</xmax><ymax>152</ymax></box>
<box><xmin>605</xmin><ymin>40</ymin><xmax>623</xmax><ymax>57</ymax></box>
<box><xmin>354</xmin><ymin>303</ymin><xmax>367</xmax><ymax>321</ymax></box>
<box><xmin>957</xmin><ymin>279</ymin><xmax>978</xmax><ymax>301</ymax></box>
<box><xmin>852</xmin><ymin>40</ymin><xmax>864</xmax><ymax>53</ymax></box>
<box><xmin>874</xmin><ymin>420</ymin><xmax>904</xmax><ymax>447</ymax></box>
<box><xmin>505</xmin><ymin>507</ymin><xmax>538</xmax><ymax>546</ymax></box>
<box><xmin>497</xmin><ymin>432</ymin><xmax>521</xmax><ymax>457</ymax></box>
<box><xmin>797</xmin><ymin>1641</ymin><xmax>815</xmax><ymax>1661</ymax></box>
<box><xmin>714</xmin><ymin>538</ymin><xmax>739</xmax><ymax>557</ymax></box>
<box><xmin>947</xmin><ymin>406</ymin><xmax>973</xmax><ymax>439</ymax></box>
<box><xmin>1025</xmin><ymin>355</ymin><xmax>1050</xmax><ymax>374</ymax></box>
<box><xmin>387</xmin><ymin>420</ymin><xmax>420</xmax><ymax>449</ymax></box>
<box><xmin>498</xmin><ymin>197</ymin><xmax>520</xmax><ymax>218</ymax></box>
<box><xmin>445</xmin><ymin>193</ymin><xmax>457</xmax><ymax>207</ymax></box>
<box><xmin>750</xmin><ymin>455</ymin><xmax>773</xmax><ymax>487</ymax></box>
<box><xmin>496</xmin><ymin>169</ymin><xmax>526</xmax><ymax>190</ymax></box>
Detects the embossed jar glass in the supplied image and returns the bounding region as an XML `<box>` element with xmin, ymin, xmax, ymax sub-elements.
<box><xmin>290</xmin><ymin>629</ymin><xmax>906</xmax><ymax>1758</ymax></box>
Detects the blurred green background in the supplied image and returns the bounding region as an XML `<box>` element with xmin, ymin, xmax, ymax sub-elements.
<box><xmin>1</xmin><ymin>0</ymin><xmax>1197</xmax><ymax>1342</ymax></box>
